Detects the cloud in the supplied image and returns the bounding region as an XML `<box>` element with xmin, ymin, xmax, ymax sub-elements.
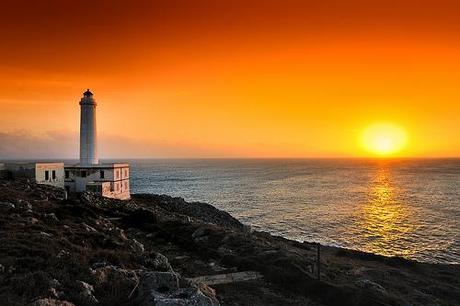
<box><xmin>0</xmin><ymin>129</ymin><xmax>229</xmax><ymax>160</ymax></box>
<box><xmin>0</xmin><ymin>130</ymin><xmax>78</xmax><ymax>159</ymax></box>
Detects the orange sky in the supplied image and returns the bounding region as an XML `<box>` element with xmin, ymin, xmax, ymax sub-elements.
<box><xmin>1</xmin><ymin>0</ymin><xmax>459</xmax><ymax>158</ymax></box>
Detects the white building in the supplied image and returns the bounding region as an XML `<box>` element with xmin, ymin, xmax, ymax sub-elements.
<box><xmin>1</xmin><ymin>162</ymin><xmax>65</xmax><ymax>188</ymax></box>
<box><xmin>64</xmin><ymin>89</ymin><xmax>131</xmax><ymax>200</ymax></box>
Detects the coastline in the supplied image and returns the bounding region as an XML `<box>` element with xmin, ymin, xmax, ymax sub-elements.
<box><xmin>0</xmin><ymin>179</ymin><xmax>459</xmax><ymax>305</ymax></box>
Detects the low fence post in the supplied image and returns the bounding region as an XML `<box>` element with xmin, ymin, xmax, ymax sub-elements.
<box><xmin>316</xmin><ymin>242</ymin><xmax>321</xmax><ymax>281</ymax></box>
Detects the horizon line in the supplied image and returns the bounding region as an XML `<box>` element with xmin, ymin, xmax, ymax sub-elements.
<box><xmin>1</xmin><ymin>156</ymin><xmax>460</xmax><ymax>161</ymax></box>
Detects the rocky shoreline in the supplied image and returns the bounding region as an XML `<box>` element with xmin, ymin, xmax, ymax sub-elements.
<box><xmin>0</xmin><ymin>179</ymin><xmax>459</xmax><ymax>306</ymax></box>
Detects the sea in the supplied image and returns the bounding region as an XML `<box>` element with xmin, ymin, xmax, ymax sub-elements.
<box><xmin>129</xmin><ymin>158</ymin><xmax>460</xmax><ymax>265</ymax></box>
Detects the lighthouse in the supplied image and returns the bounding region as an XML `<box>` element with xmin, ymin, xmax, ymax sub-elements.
<box><xmin>64</xmin><ymin>89</ymin><xmax>130</xmax><ymax>200</ymax></box>
<box><xmin>79</xmin><ymin>89</ymin><xmax>98</xmax><ymax>165</ymax></box>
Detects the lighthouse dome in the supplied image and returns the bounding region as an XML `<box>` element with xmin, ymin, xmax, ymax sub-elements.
<box><xmin>83</xmin><ymin>89</ymin><xmax>93</xmax><ymax>96</ymax></box>
<box><xmin>80</xmin><ymin>89</ymin><xmax>96</xmax><ymax>106</ymax></box>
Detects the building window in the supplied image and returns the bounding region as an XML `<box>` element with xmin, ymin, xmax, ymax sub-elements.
<box><xmin>81</xmin><ymin>170</ymin><xmax>87</xmax><ymax>178</ymax></box>
<box><xmin>124</xmin><ymin>169</ymin><xmax>128</xmax><ymax>177</ymax></box>
<box><xmin>100</xmin><ymin>170</ymin><xmax>105</xmax><ymax>179</ymax></box>
<box><xmin>115</xmin><ymin>183</ymin><xmax>118</xmax><ymax>191</ymax></box>
<box><xmin>52</xmin><ymin>170</ymin><xmax>56</xmax><ymax>180</ymax></box>
<box><xmin>124</xmin><ymin>181</ymin><xmax>128</xmax><ymax>189</ymax></box>
<box><xmin>65</xmin><ymin>170</ymin><xmax>69</xmax><ymax>178</ymax></box>
<box><xmin>44</xmin><ymin>170</ymin><xmax>49</xmax><ymax>181</ymax></box>
<box><xmin>116</xmin><ymin>170</ymin><xmax>119</xmax><ymax>179</ymax></box>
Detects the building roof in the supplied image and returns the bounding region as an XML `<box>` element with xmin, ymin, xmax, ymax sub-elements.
<box><xmin>64</xmin><ymin>163</ymin><xmax>129</xmax><ymax>169</ymax></box>
<box><xmin>83</xmin><ymin>89</ymin><xmax>93</xmax><ymax>96</ymax></box>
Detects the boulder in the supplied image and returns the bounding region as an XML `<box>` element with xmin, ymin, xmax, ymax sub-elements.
<box><xmin>153</xmin><ymin>286</ymin><xmax>218</xmax><ymax>306</ymax></box>
<box><xmin>136</xmin><ymin>271</ymin><xmax>220</xmax><ymax>306</ymax></box>
<box><xmin>91</xmin><ymin>265</ymin><xmax>138</xmax><ymax>286</ymax></box>
<box><xmin>138</xmin><ymin>271</ymin><xmax>180</xmax><ymax>294</ymax></box>
<box><xmin>76</xmin><ymin>280</ymin><xmax>99</xmax><ymax>304</ymax></box>
<box><xmin>143</xmin><ymin>252</ymin><xmax>173</xmax><ymax>272</ymax></box>
<box><xmin>16</xmin><ymin>199</ymin><xmax>32</xmax><ymax>210</ymax></box>
<box><xmin>130</xmin><ymin>239</ymin><xmax>145</xmax><ymax>253</ymax></box>
<box><xmin>29</xmin><ymin>298</ymin><xmax>75</xmax><ymax>306</ymax></box>
<box><xmin>132</xmin><ymin>194</ymin><xmax>243</xmax><ymax>229</ymax></box>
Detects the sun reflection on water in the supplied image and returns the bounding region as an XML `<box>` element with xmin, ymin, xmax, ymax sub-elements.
<box><xmin>358</xmin><ymin>165</ymin><xmax>416</xmax><ymax>258</ymax></box>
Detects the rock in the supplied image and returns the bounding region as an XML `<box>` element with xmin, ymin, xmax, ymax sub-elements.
<box><xmin>115</xmin><ymin>227</ymin><xmax>128</xmax><ymax>241</ymax></box>
<box><xmin>350</xmin><ymin>267</ymin><xmax>368</xmax><ymax>276</ymax></box>
<box><xmin>44</xmin><ymin>213</ymin><xmax>59</xmax><ymax>223</ymax></box>
<box><xmin>28</xmin><ymin>298</ymin><xmax>75</xmax><ymax>306</ymax></box>
<box><xmin>91</xmin><ymin>261</ymin><xmax>110</xmax><ymax>270</ymax></box>
<box><xmin>243</xmin><ymin>224</ymin><xmax>253</xmax><ymax>233</ymax></box>
<box><xmin>0</xmin><ymin>201</ymin><xmax>15</xmax><ymax>210</ymax></box>
<box><xmin>195</xmin><ymin>236</ymin><xmax>209</xmax><ymax>243</ymax></box>
<box><xmin>91</xmin><ymin>265</ymin><xmax>137</xmax><ymax>286</ymax></box>
<box><xmin>49</xmin><ymin>190</ymin><xmax>66</xmax><ymax>201</ymax></box>
<box><xmin>208</xmin><ymin>261</ymin><xmax>226</xmax><ymax>272</ymax></box>
<box><xmin>137</xmin><ymin>271</ymin><xmax>180</xmax><ymax>298</ymax></box>
<box><xmin>16</xmin><ymin>199</ymin><xmax>33</xmax><ymax>210</ymax></box>
<box><xmin>124</xmin><ymin>202</ymin><xmax>139</xmax><ymax>210</ymax></box>
<box><xmin>154</xmin><ymin>286</ymin><xmax>219</xmax><ymax>306</ymax></box>
<box><xmin>130</xmin><ymin>239</ymin><xmax>145</xmax><ymax>253</ymax></box>
<box><xmin>144</xmin><ymin>252</ymin><xmax>173</xmax><ymax>272</ymax></box>
<box><xmin>40</xmin><ymin>231</ymin><xmax>53</xmax><ymax>238</ymax></box>
<box><xmin>48</xmin><ymin>287</ymin><xmax>65</xmax><ymax>299</ymax></box>
<box><xmin>191</xmin><ymin>227</ymin><xmax>207</xmax><ymax>239</ymax></box>
<box><xmin>76</xmin><ymin>280</ymin><xmax>99</xmax><ymax>304</ymax></box>
<box><xmin>49</xmin><ymin>278</ymin><xmax>62</xmax><ymax>288</ymax></box>
<box><xmin>80</xmin><ymin>192</ymin><xmax>105</xmax><ymax>208</ymax></box>
<box><xmin>192</xmin><ymin>227</ymin><xmax>209</xmax><ymax>243</ymax></box>
<box><xmin>33</xmin><ymin>194</ymin><xmax>48</xmax><ymax>202</ymax></box>
<box><xmin>137</xmin><ymin>271</ymin><xmax>220</xmax><ymax>306</ymax></box>
<box><xmin>217</xmin><ymin>246</ymin><xmax>233</xmax><ymax>256</ymax></box>
<box><xmin>27</xmin><ymin>217</ymin><xmax>39</xmax><ymax>224</ymax></box>
<box><xmin>48</xmin><ymin>278</ymin><xmax>64</xmax><ymax>299</ymax></box>
<box><xmin>355</xmin><ymin>278</ymin><xmax>387</xmax><ymax>296</ymax></box>
<box><xmin>82</xmin><ymin>223</ymin><xmax>97</xmax><ymax>232</ymax></box>
<box><xmin>57</xmin><ymin>250</ymin><xmax>70</xmax><ymax>258</ymax></box>
<box><xmin>133</xmin><ymin>194</ymin><xmax>243</xmax><ymax>229</ymax></box>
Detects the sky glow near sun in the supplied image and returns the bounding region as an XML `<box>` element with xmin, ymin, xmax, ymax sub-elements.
<box><xmin>361</xmin><ymin>123</ymin><xmax>408</xmax><ymax>156</ymax></box>
<box><xmin>0</xmin><ymin>0</ymin><xmax>459</xmax><ymax>158</ymax></box>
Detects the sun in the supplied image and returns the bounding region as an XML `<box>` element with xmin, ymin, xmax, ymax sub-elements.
<box><xmin>360</xmin><ymin>122</ymin><xmax>408</xmax><ymax>156</ymax></box>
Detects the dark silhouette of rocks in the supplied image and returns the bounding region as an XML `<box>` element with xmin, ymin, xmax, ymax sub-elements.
<box><xmin>0</xmin><ymin>178</ymin><xmax>459</xmax><ymax>305</ymax></box>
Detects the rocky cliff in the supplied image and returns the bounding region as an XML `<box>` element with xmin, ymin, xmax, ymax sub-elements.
<box><xmin>0</xmin><ymin>179</ymin><xmax>459</xmax><ymax>306</ymax></box>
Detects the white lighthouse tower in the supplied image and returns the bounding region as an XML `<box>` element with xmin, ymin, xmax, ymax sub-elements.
<box><xmin>64</xmin><ymin>89</ymin><xmax>130</xmax><ymax>200</ymax></box>
<box><xmin>79</xmin><ymin>89</ymin><xmax>98</xmax><ymax>166</ymax></box>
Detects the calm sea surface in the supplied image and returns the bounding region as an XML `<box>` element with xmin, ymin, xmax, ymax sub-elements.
<box><xmin>128</xmin><ymin>159</ymin><xmax>460</xmax><ymax>264</ymax></box>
